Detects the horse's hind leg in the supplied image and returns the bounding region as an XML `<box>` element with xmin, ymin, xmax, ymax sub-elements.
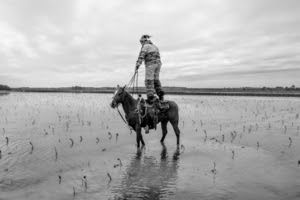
<box><xmin>140</xmin><ymin>133</ymin><xmax>145</xmax><ymax>146</ymax></box>
<box><xmin>160</xmin><ymin>121</ymin><xmax>168</xmax><ymax>144</ymax></box>
<box><xmin>170</xmin><ymin>120</ymin><xmax>180</xmax><ymax>145</ymax></box>
<box><xmin>136</xmin><ymin>131</ymin><xmax>140</xmax><ymax>148</ymax></box>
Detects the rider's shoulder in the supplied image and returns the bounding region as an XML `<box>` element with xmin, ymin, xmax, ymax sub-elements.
<box><xmin>142</xmin><ymin>43</ymin><xmax>158</xmax><ymax>51</ymax></box>
<box><xmin>142</xmin><ymin>43</ymin><xmax>152</xmax><ymax>48</ymax></box>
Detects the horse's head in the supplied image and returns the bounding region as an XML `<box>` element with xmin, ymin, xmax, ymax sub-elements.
<box><xmin>110</xmin><ymin>85</ymin><xmax>127</xmax><ymax>108</ymax></box>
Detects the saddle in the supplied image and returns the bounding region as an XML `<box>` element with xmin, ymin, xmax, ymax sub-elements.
<box><xmin>137</xmin><ymin>97</ymin><xmax>169</xmax><ymax>130</ymax></box>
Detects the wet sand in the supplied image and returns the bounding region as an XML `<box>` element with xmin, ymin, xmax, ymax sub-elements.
<box><xmin>0</xmin><ymin>93</ymin><xmax>299</xmax><ymax>199</ymax></box>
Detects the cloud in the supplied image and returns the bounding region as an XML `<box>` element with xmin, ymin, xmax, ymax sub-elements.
<box><xmin>0</xmin><ymin>0</ymin><xmax>299</xmax><ymax>87</ymax></box>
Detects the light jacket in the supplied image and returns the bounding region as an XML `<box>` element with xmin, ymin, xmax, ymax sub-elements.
<box><xmin>136</xmin><ymin>41</ymin><xmax>161</xmax><ymax>67</ymax></box>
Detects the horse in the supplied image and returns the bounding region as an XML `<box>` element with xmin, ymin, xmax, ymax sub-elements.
<box><xmin>110</xmin><ymin>85</ymin><xmax>180</xmax><ymax>147</ymax></box>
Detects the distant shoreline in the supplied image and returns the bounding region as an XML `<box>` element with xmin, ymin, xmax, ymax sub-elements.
<box><xmin>0</xmin><ymin>90</ymin><xmax>10</xmax><ymax>95</ymax></box>
<box><xmin>2</xmin><ymin>86</ymin><xmax>299</xmax><ymax>97</ymax></box>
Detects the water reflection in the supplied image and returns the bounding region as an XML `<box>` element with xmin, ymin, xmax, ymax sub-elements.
<box><xmin>112</xmin><ymin>145</ymin><xmax>180</xmax><ymax>200</ymax></box>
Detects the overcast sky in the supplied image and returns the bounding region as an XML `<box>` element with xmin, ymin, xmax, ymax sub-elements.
<box><xmin>0</xmin><ymin>0</ymin><xmax>299</xmax><ymax>88</ymax></box>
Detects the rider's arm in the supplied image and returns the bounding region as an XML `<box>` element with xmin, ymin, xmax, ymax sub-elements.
<box><xmin>136</xmin><ymin>44</ymin><xmax>150</xmax><ymax>70</ymax></box>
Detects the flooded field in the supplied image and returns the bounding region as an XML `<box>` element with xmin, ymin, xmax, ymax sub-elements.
<box><xmin>0</xmin><ymin>92</ymin><xmax>299</xmax><ymax>200</ymax></box>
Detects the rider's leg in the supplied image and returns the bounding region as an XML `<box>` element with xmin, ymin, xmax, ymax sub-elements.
<box><xmin>145</xmin><ymin>79</ymin><xmax>155</xmax><ymax>103</ymax></box>
<box><xmin>145</xmin><ymin>65</ymin><xmax>156</xmax><ymax>133</ymax></box>
<box><xmin>144</xmin><ymin>79</ymin><xmax>153</xmax><ymax>134</ymax></box>
<box><xmin>153</xmin><ymin>63</ymin><xmax>165</xmax><ymax>101</ymax></box>
<box><xmin>154</xmin><ymin>79</ymin><xmax>164</xmax><ymax>101</ymax></box>
<box><xmin>145</xmin><ymin>65</ymin><xmax>155</xmax><ymax>104</ymax></box>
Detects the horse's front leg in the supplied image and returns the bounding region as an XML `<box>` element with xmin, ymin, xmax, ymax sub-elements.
<box><xmin>135</xmin><ymin>124</ymin><xmax>145</xmax><ymax>148</ymax></box>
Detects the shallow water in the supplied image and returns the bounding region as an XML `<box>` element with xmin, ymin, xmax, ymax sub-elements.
<box><xmin>0</xmin><ymin>92</ymin><xmax>299</xmax><ymax>200</ymax></box>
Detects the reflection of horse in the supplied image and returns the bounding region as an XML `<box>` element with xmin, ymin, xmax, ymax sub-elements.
<box><xmin>111</xmin><ymin>145</ymin><xmax>180</xmax><ymax>199</ymax></box>
<box><xmin>110</xmin><ymin>86</ymin><xmax>180</xmax><ymax>147</ymax></box>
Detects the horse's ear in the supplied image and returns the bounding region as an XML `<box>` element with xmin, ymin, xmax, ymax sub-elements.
<box><xmin>122</xmin><ymin>85</ymin><xmax>126</xmax><ymax>90</ymax></box>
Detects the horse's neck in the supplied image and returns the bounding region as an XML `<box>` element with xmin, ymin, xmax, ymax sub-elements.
<box><xmin>121</xmin><ymin>92</ymin><xmax>137</xmax><ymax>115</ymax></box>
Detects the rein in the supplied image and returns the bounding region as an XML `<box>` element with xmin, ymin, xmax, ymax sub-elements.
<box><xmin>116</xmin><ymin>104</ymin><xmax>134</xmax><ymax>132</ymax></box>
<box><xmin>127</xmin><ymin>70</ymin><xmax>140</xmax><ymax>98</ymax></box>
<box><xmin>116</xmin><ymin>105</ymin><xmax>128</xmax><ymax>125</ymax></box>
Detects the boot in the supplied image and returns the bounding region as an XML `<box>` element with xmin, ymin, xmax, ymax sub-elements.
<box><xmin>158</xmin><ymin>91</ymin><xmax>165</xmax><ymax>101</ymax></box>
<box><xmin>145</xmin><ymin>125</ymin><xmax>149</xmax><ymax>134</ymax></box>
<box><xmin>146</xmin><ymin>95</ymin><xmax>155</xmax><ymax>105</ymax></box>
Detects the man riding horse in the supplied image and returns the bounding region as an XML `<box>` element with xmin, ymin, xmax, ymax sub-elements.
<box><xmin>135</xmin><ymin>35</ymin><xmax>165</xmax><ymax>104</ymax></box>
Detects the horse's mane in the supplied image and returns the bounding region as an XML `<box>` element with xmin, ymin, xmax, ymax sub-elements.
<box><xmin>122</xmin><ymin>89</ymin><xmax>138</xmax><ymax>110</ymax></box>
<box><xmin>124</xmin><ymin>89</ymin><xmax>137</xmax><ymax>101</ymax></box>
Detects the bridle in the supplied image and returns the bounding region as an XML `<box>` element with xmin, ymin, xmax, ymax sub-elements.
<box><xmin>111</xmin><ymin>70</ymin><xmax>140</xmax><ymax>130</ymax></box>
<box><xmin>111</xmin><ymin>88</ymin><xmax>133</xmax><ymax>130</ymax></box>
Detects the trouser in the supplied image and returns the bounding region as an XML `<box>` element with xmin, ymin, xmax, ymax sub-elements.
<box><xmin>145</xmin><ymin>62</ymin><xmax>164</xmax><ymax>100</ymax></box>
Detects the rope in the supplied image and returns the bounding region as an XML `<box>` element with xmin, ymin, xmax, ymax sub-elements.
<box><xmin>126</xmin><ymin>70</ymin><xmax>140</xmax><ymax>98</ymax></box>
<box><xmin>136</xmin><ymin>70</ymin><xmax>139</xmax><ymax>96</ymax></box>
<box><xmin>127</xmin><ymin>71</ymin><xmax>137</xmax><ymax>88</ymax></box>
<box><xmin>140</xmin><ymin>106</ymin><xmax>148</xmax><ymax>118</ymax></box>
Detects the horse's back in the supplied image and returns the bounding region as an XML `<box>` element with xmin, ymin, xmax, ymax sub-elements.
<box><xmin>166</xmin><ymin>100</ymin><xmax>178</xmax><ymax>110</ymax></box>
<box><xmin>162</xmin><ymin>100</ymin><xmax>179</xmax><ymax>122</ymax></box>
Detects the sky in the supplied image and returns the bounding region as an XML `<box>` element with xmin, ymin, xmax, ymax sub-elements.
<box><xmin>0</xmin><ymin>0</ymin><xmax>300</xmax><ymax>88</ymax></box>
